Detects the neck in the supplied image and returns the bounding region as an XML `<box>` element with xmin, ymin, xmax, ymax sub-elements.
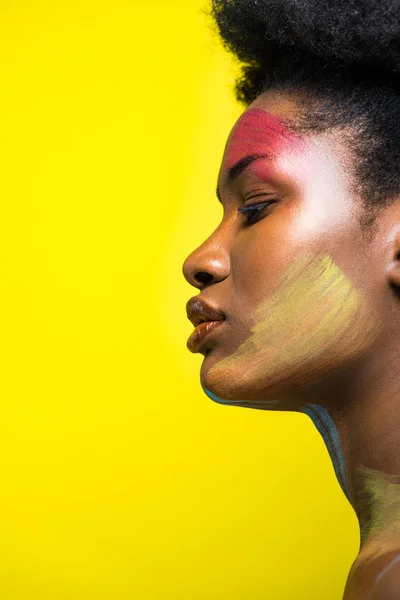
<box><xmin>301</xmin><ymin>403</ymin><xmax>351</xmax><ymax>501</ymax></box>
<box><xmin>302</xmin><ymin>340</ymin><xmax>400</xmax><ymax>553</ymax></box>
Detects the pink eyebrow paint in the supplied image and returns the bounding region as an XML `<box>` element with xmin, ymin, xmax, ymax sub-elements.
<box><xmin>224</xmin><ymin>107</ymin><xmax>302</xmax><ymax>179</ymax></box>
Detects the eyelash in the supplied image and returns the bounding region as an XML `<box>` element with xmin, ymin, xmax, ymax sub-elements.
<box><xmin>237</xmin><ymin>200</ymin><xmax>277</xmax><ymax>226</ymax></box>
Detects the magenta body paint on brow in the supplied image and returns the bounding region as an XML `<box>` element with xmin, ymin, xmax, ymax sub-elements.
<box><xmin>224</xmin><ymin>108</ymin><xmax>301</xmax><ymax>177</ymax></box>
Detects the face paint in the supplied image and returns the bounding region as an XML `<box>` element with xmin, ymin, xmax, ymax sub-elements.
<box><xmin>204</xmin><ymin>251</ymin><xmax>381</xmax><ymax>403</ymax></box>
<box><xmin>358</xmin><ymin>466</ymin><xmax>400</xmax><ymax>547</ymax></box>
<box><xmin>224</xmin><ymin>107</ymin><xmax>301</xmax><ymax>173</ymax></box>
<box><xmin>301</xmin><ymin>403</ymin><xmax>351</xmax><ymax>501</ymax></box>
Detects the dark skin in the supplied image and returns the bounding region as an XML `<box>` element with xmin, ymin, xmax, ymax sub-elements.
<box><xmin>183</xmin><ymin>90</ymin><xmax>400</xmax><ymax>599</ymax></box>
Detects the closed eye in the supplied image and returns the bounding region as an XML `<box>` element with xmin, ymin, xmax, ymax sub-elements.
<box><xmin>237</xmin><ymin>200</ymin><xmax>277</xmax><ymax>226</ymax></box>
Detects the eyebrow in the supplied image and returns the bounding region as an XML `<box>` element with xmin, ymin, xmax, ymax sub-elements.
<box><xmin>216</xmin><ymin>153</ymin><xmax>271</xmax><ymax>203</ymax></box>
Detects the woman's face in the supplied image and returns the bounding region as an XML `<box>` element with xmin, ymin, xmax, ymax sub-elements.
<box><xmin>183</xmin><ymin>92</ymin><xmax>385</xmax><ymax>409</ymax></box>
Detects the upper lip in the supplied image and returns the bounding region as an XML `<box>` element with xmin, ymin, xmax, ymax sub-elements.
<box><xmin>186</xmin><ymin>296</ymin><xmax>226</xmax><ymax>327</ymax></box>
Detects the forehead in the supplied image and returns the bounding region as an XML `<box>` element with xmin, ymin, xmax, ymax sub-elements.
<box><xmin>223</xmin><ymin>107</ymin><xmax>301</xmax><ymax>170</ymax></box>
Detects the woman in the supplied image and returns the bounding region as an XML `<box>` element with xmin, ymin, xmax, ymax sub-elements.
<box><xmin>182</xmin><ymin>0</ymin><xmax>400</xmax><ymax>598</ymax></box>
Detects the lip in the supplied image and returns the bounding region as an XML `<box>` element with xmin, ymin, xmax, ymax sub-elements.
<box><xmin>186</xmin><ymin>296</ymin><xmax>226</xmax><ymax>327</ymax></box>
<box><xmin>186</xmin><ymin>296</ymin><xmax>226</xmax><ymax>353</ymax></box>
<box><xmin>187</xmin><ymin>320</ymin><xmax>224</xmax><ymax>353</ymax></box>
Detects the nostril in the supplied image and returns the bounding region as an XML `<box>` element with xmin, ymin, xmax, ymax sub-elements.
<box><xmin>195</xmin><ymin>271</ymin><xmax>213</xmax><ymax>285</ymax></box>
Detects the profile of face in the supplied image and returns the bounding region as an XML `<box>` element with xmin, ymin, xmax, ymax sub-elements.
<box><xmin>183</xmin><ymin>92</ymin><xmax>391</xmax><ymax>410</ymax></box>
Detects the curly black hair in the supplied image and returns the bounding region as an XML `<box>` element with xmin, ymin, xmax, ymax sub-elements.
<box><xmin>210</xmin><ymin>0</ymin><xmax>400</xmax><ymax>218</ymax></box>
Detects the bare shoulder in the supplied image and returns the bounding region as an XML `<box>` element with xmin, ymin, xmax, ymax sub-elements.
<box><xmin>344</xmin><ymin>548</ymin><xmax>400</xmax><ymax>600</ymax></box>
<box><xmin>370</xmin><ymin>553</ymin><xmax>400</xmax><ymax>600</ymax></box>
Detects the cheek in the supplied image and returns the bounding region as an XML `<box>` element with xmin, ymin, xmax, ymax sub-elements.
<box><xmin>205</xmin><ymin>251</ymin><xmax>381</xmax><ymax>401</ymax></box>
<box><xmin>279</xmin><ymin>139</ymin><xmax>359</xmax><ymax>240</ymax></box>
<box><xmin>231</xmin><ymin>194</ymin><xmax>358</xmax><ymax>306</ymax></box>
<box><xmin>229</xmin><ymin>208</ymin><xmax>310</xmax><ymax>309</ymax></box>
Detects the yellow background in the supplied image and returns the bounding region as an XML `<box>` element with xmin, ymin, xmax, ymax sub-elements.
<box><xmin>0</xmin><ymin>1</ymin><xmax>358</xmax><ymax>598</ymax></box>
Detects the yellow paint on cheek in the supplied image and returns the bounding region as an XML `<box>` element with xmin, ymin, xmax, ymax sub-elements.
<box><xmin>206</xmin><ymin>252</ymin><xmax>380</xmax><ymax>399</ymax></box>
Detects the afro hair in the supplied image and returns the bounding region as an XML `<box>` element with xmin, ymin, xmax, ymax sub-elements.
<box><xmin>210</xmin><ymin>0</ymin><xmax>400</xmax><ymax>215</ymax></box>
<box><xmin>211</xmin><ymin>0</ymin><xmax>400</xmax><ymax>102</ymax></box>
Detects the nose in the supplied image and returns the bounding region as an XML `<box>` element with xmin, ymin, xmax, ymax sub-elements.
<box><xmin>182</xmin><ymin>231</ymin><xmax>230</xmax><ymax>290</ymax></box>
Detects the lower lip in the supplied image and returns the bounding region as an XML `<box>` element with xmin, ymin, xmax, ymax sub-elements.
<box><xmin>187</xmin><ymin>320</ymin><xmax>224</xmax><ymax>353</ymax></box>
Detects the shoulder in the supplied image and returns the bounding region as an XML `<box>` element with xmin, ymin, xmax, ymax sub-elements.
<box><xmin>344</xmin><ymin>547</ymin><xmax>400</xmax><ymax>600</ymax></box>
<box><xmin>371</xmin><ymin>553</ymin><xmax>400</xmax><ymax>600</ymax></box>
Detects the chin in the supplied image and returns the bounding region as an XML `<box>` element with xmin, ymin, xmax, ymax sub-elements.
<box><xmin>200</xmin><ymin>351</ymin><xmax>315</xmax><ymax>410</ymax></box>
<box><xmin>199</xmin><ymin>350</ymin><xmax>245</xmax><ymax>400</ymax></box>
<box><xmin>200</xmin><ymin>355</ymin><xmax>282</xmax><ymax>407</ymax></box>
